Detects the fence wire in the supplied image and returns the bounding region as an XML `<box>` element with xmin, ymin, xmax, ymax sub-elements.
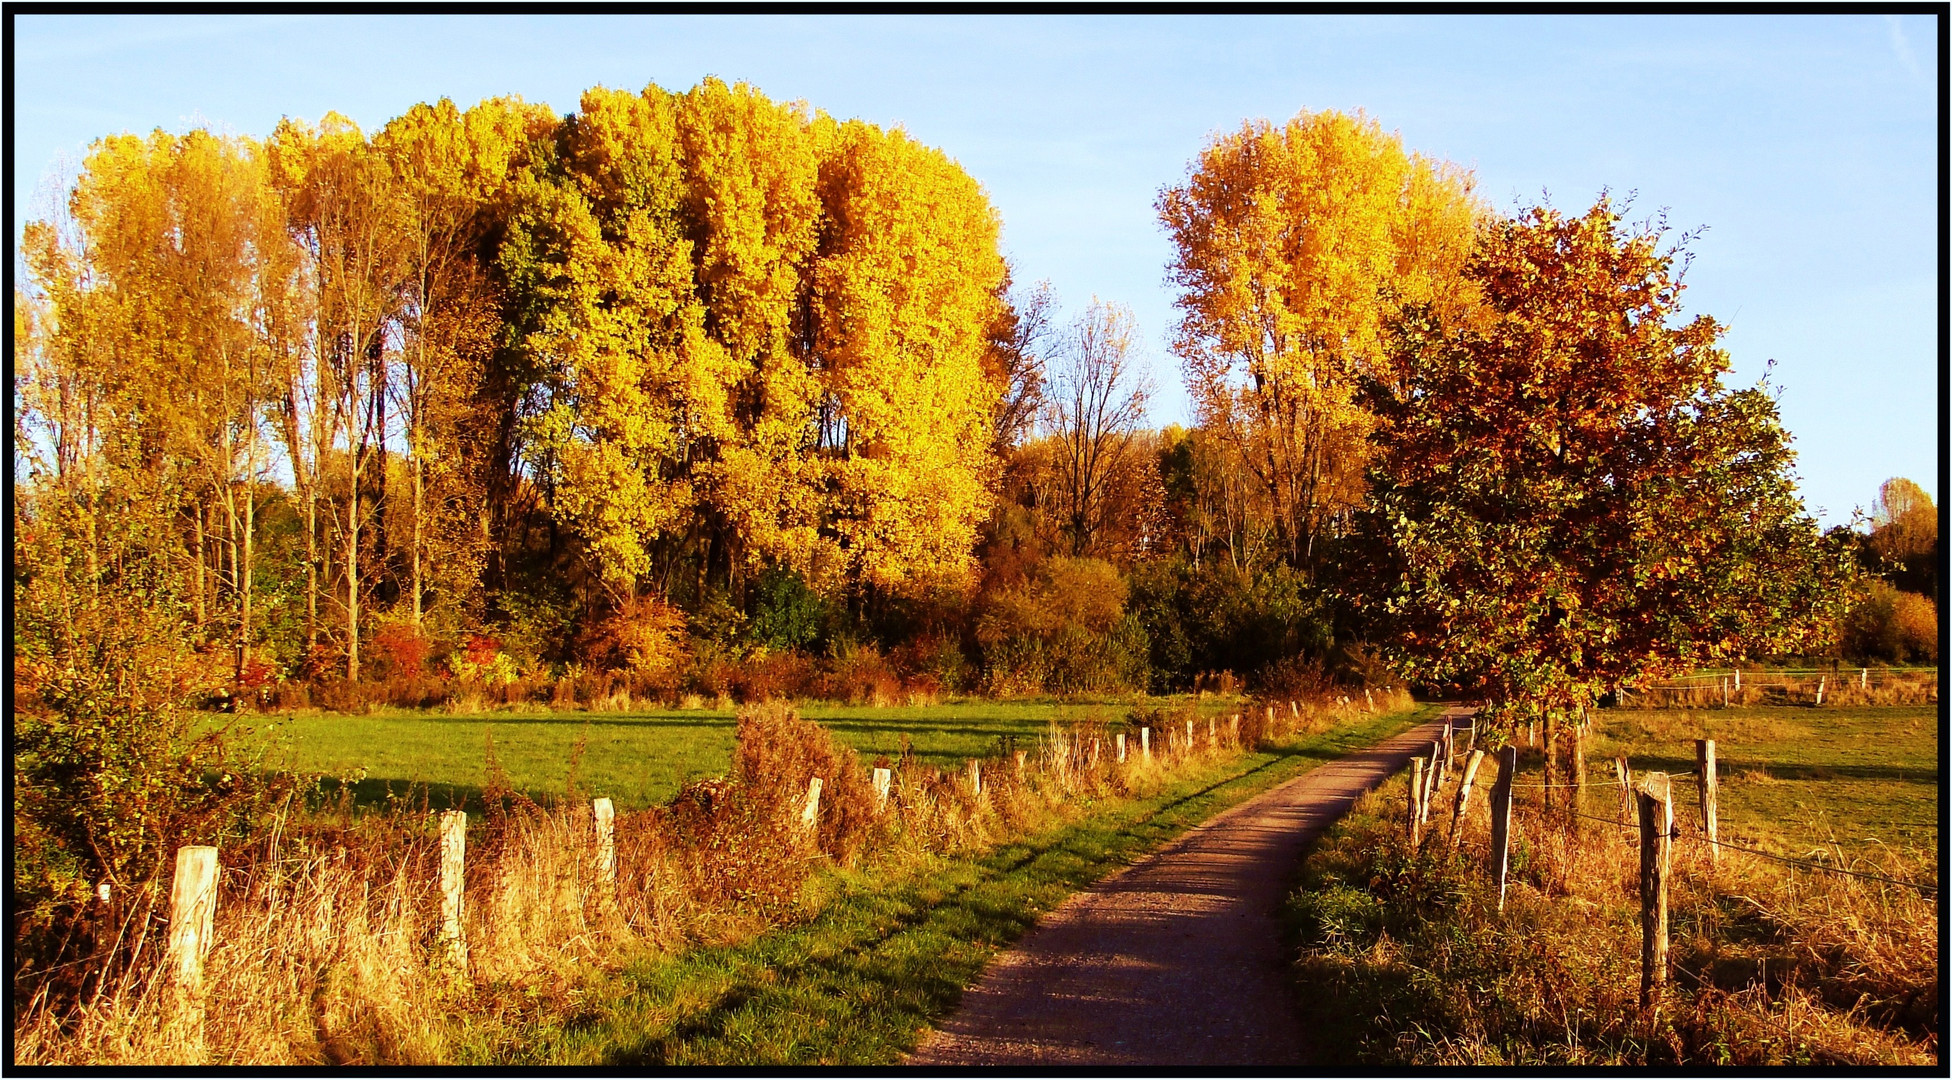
<box><xmin>1552</xmin><ymin>808</ymin><xmax>1937</xmax><ymax>897</ymax></box>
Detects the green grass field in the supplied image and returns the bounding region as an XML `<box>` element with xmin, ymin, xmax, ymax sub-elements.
<box><xmin>220</xmin><ymin>698</ymin><xmax>1239</xmax><ymax>812</ymax></box>
<box><xmin>447</xmin><ymin>705</ymin><xmax>1436</xmax><ymax>1065</ymax></box>
<box><xmin>1587</xmin><ymin>704</ymin><xmax>1938</xmax><ymax>865</ymax></box>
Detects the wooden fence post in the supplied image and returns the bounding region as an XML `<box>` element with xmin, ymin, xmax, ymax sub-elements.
<box><xmin>1615</xmin><ymin>757</ymin><xmax>1633</xmax><ymax>832</ymax></box>
<box><xmin>1422</xmin><ymin>741</ymin><xmax>1442</xmax><ymax>822</ymax></box>
<box><xmin>1696</xmin><ymin>740</ymin><xmax>1718</xmax><ymax>867</ymax></box>
<box><xmin>1208</xmin><ymin>718</ymin><xmax>1216</xmax><ymax>748</ymax></box>
<box><xmin>1290</xmin><ymin>700</ymin><xmax>1300</xmax><ymax>725</ymax></box>
<box><xmin>1636</xmin><ymin>773</ymin><xmax>1673</xmax><ymax>1012</ymax></box>
<box><xmin>592</xmin><ymin>797</ymin><xmax>615</xmax><ymax>891</ymax></box>
<box><xmin>1442</xmin><ymin>722</ymin><xmax>1455</xmax><ymax>776</ymax></box>
<box><xmin>1463</xmin><ymin>718</ymin><xmax>1476</xmax><ymax>759</ymax></box>
<box><xmin>168</xmin><ymin>845</ymin><xmax>219</xmax><ymax>996</ymax></box>
<box><xmin>1815</xmin><ymin>675</ymin><xmax>1826</xmax><ymax>706</ymax></box>
<box><xmin>1488</xmin><ymin>747</ymin><xmax>1517</xmax><ymax>911</ymax></box>
<box><xmin>1449</xmin><ymin>749</ymin><xmax>1485</xmax><ymax>852</ymax></box>
<box><xmin>1116</xmin><ymin>732</ymin><xmax>1127</xmax><ymax>762</ymax></box>
<box><xmin>873</xmin><ymin>767</ymin><xmax>892</xmax><ymax>809</ymax></box>
<box><xmin>1733</xmin><ymin>668</ymin><xmax>1740</xmax><ymax>692</ymax></box>
<box><xmin>439</xmin><ymin>810</ymin><xmax>468</xmax><ymax>969</ymax></box>
<box><xmin>1365</xmin><ymin>688</ymin><xmax>1375</xmax><ymax>711</ymax></box>
<box><xmin>1186</xmin><ymin>719</ymin><xmax>1195</xmax><ymax>751</ymax></box>
<box><xmin>968</xmin><ymin>758</ymin><xmax>982</xmax><ymax>795</ymax></box>
<box><xmin>801</xmin><ymin>777</ymin><xmax>823</xmax><ymax>830</ymax></box>
<box><xmin>1408</xmin><ymin>757</ymin><xmax>1425</xmax><ymax>846</ymax></box>
<box><xmin>1141</xmin><ymin>727</ymin><xmax>1151</xmax><ymax>760</ymax></box>
<box><xmin>1721</xmin><ymin>677</ymin><xmax>1729</xmax><ymax>709</ymax></box>
<box><xmin>1860</xmin><ymin>666</ymin><xmax>1869</xmax><ymax>691</ymax></box>
<box><xmin>1229</xmin><ymin>714</ymin><xmax>1240</xmax><ymax>746</ymax></box>
<box><xmin>1571</xmin><ymin>722</ymin><xmax>1587</xmax><ymax>799</ymax></box>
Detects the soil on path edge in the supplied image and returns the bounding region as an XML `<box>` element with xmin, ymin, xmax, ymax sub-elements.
<box><xmin>906</xmin><ymin>706</ymin><xmax>1473</xmax><ymax>1067</ymax></box>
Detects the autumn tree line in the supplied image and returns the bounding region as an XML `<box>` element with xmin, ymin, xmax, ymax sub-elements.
<box><xmin>13</xmin><ymin>79</ymin><xmax>1933</xmax><ymax>731</ymax></box>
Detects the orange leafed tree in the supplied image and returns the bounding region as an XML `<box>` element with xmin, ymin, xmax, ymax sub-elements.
<box><xmin>1158</xmin><ymin>109</ymin><xmax>1482</xmax><ymax>569</ymax></box>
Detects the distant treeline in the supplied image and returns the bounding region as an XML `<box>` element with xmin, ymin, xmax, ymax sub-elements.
<box><xmin>14</xmin><ymin>82</ymin><xmax>1926</xmax><ymax>714</ymax></box>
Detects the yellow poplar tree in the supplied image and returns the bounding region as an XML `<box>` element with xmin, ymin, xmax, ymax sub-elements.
<box><xmin>506</xmin><ymin>84</ymin><xmax>715</xmax><ymax>595</ymax></box>
<box><xmin>810</xmin><ymin>120</ymin><xmax>1008</xmax><ymax>596</ymax></box>
<box><xmin>1157</xmin><ymin>109</ymin><xmax>1481</xmax><ymax>567</ymax></box>
<box><xmin>675</xmin><ymin>77</ymin><xmax>828</xmax><ymax>579</ymax></box>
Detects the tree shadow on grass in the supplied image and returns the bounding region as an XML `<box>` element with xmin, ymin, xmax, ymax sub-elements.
<box><xmin>593</xmin><ymin>749</ymin><xmax>1316</xmax><ymax>1065</ymax></box>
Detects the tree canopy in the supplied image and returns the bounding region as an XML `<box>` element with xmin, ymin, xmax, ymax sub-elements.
<box><xmin>1349</xmin><ymin>198</ymin><xmax>1855</xmax><ymax>742</ymax></box>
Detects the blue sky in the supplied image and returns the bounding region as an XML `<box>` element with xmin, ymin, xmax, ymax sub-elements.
<box><xmin>13</xmin><ymin>13</ymin><xmax>1939</xmax><ymax>527</ymax></box>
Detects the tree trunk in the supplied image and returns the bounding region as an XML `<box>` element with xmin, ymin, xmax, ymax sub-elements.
<box><xmin>412</xmin><ymin>451</ymin><xmax>423</xmax><ymax>629</ymax></box>
<box><xmin>305</xmin><ymin>488</ymin><xmax>318</xmax><ymax>651</ymax></box>
<box><xmin>193</xmin><ymin>502</ymin><xmax>208</xmax><ymax>628</ymax></box>
<box><xmin>1542</xmin><ymin>712</ymin><xmax>1561</xmax><ymax>813</ymax></box>
<box><xmin>347</xmin><ymin>454</ymin><xmax>361</xmax><ymax>682</ymax></box>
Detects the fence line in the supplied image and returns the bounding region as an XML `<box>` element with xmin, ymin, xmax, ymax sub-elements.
<box><xmin>1560</xmin><ymin>808</ymin><xmax>1936</xmax><ymax>896</ymax></box>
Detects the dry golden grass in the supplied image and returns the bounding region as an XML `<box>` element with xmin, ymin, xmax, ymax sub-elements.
<box><xmin>15</xmin><ymin>691</ymin><xmax>1409</xmax><ymax>1065</ymax></box>
<box><xmin>1288</xmin><ymin>720</ymin><xmax>1938</xmax><ymax>1066</ymax></box>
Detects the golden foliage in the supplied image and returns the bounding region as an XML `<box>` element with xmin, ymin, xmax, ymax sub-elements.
<box><xmin>1158</xmin><ymin>109</ymin><xmax>1482</xmax><ymax>562</ymax></box>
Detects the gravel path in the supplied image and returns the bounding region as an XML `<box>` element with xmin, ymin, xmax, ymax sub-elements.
<box><xmin>906</xmin><ymin>707</ymin><xmax>1472</xmax><ymax>1067</ymax></box>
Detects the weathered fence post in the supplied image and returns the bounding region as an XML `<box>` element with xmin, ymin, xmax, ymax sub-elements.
<box><xmin>1208</xmin><ymin>717</ymin><xmax>1217</xmax><ymax>748</ymax></box>
<box><xmin>1733</xmin><ymin>668</ymin><xmax>1740</xmax><ymax>692</ymax></box>
<box><xmin>801</xmin><ymin>777</ymin><xmax>823</xmax><ymax>830</ymax></box>
<box><xmin>1488</xmin><ymin>747</ymin><xmax>1517</xmax><ymax>911</ymax></box>
<box><xmin>1696</xmin><ymin>739</ymin><xmax>1718</xmax><ymax>866</ymax></box>
<box><xmin>1290</xmin><ymin>700</ymin><xmax>1300</xmax><ymax>725</ymax></box>
<box><xmin>168</xmin><ymin>845</ymin><xmax>219</xmax><ymax>994</ymax></box>
<box><xmin>592</xmin><ymin>797</ymin><xmax>615</xmax><ymax>891</ymax></box>
<box><xmin>968</xmin><ymin>758</ymin><xmax>982</xmax><ymax>795</ymax></box>
<box><xmin>1422</xmin><ymin>741</ymin><xmax>1442</xmax><ymax>822</ymax></box>
<box><xmin>1116</xmin><ymin>731</ymin><xmax>1127</xmax><ymax>762</ymax></box>
<box><xmin>1636</xmin><ymin>773</ymin><xmax>1673</xmax><ymax>1012</ymax></box>
<box><xmin>1229</xmin><ymin>714</ymin><xmax>1240</xmax><ymax>746</ymax></box>
<box><xmin>1365</xmin><ymin>688</ymin><xmax>1375</xmax><ymax>711</ymax></box>
<box><xmin>1408</xmin><ymin>757</ymin><xmax>1425</xmax><ymax>846</ymax></box>
<box><xmin>1615</xmin><ymin>757</ymin><xmax>1633</xmax><ymax>832</ymax></box>
<box><xmin>1449</xmin><ymin>748</ymin><xmax>1486</xmax><ymax>852</ymax></box>
<box><xmin>1186</xmin><ymin>718</ymin><xmax>1196</xmax><ymax>751</ymax></box>
<box><xmin>1441</xmin><ymin>721</ymin><xmax>1455</xmax><ymax>776</ymax></box>
<box><xmin>1721</xmin><ymin>676</ymin><xmax>1729</xmax><ymax>708</ymax></box>
<box><xmin>873</xmin><ymin>767</ymin><xmax>893</xmax><ymax>809</ymax></box>
<box><xmin>439</xmin><ymin>810</ymin><xmax>468</xmax><ymax>969</ymax></box>
<box><xmin>1815</xmin><ymin>675</ymin><xmax>1826</xmax><ymax>706</ymax></box>
<box><xmin>1571</xmin><ymin>721</ymin><xmax>1587</xmax><ymax>810</ymax></box>
<box><xmin>1860</xmin><ymin>666</ymin><xmax>1869</xmax><ymax>691</ymax></box>
<box><xmin>1141</xmin><ymin>727</ymin><xmax>1151</xmax><ymax>760</ymax></box>
<box><xmin>165</xmin><ymin>844</ymin><xmax>219</xmax><ymax>1058</ymax></box>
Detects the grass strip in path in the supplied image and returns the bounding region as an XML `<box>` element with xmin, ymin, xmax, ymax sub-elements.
<box><xmin>453</xmin><ymin>705</ymin><xmax>1435</xmax><ymax>1066</ymax></box>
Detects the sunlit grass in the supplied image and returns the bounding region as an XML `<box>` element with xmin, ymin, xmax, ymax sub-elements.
<box><xmin>444</xmin><ymin>705</ymin><xmax>1434</xmax><ymax>1065</ymax></box>
<box><xmin>1586</xmin><ymin>704</ymin><xmax>1937</xmax><ymax>862</ymax></box>
<box><xmin>216</xmin><ymin>696</ymin><xmax>1249</xmax><ymax>811</ymax></box>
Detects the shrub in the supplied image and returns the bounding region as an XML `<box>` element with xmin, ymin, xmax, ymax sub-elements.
<box><xmin>1842</xmin><ymin>581</ymin><xmax>1939</xmax><ymax>663</ymax></box>
<box><xmin>746</xmin><ymin>566</ymin><xmax>827</xmax><ymax>652</ymax></box>
<box><xmin>574</xmin><ymin>596</ymin><xmax>689</xmax><ymax>681</ymax></box>
<box><xmin>976</xmin><ymin>556</ymin><xmax>1149</xmax><ymax>695</ymax></box>
<box><xmin>370</xmin><ymin>623</ymin><xmax>430</xmax><ymax>680</ymax></box>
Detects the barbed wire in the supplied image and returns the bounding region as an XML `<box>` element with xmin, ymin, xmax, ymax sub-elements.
<box><xmin>1549</xmin><ymin>809</ymin><xmax>1937</xmax><ymax>896</ymax></box>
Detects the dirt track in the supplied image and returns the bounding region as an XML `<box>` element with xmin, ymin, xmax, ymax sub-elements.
<box><xmin>906</xmin><ymin>708</ymin><xmax>1469</xmax><ymax>1067</ymax></box>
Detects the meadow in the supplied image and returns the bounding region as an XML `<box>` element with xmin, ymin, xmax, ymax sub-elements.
<box><xmin>1284</xmin><ymin>702</ymin><xmax>1940</xmax><ymax>1066</ymax></box>
<box><xmin>219</xmin><ymin>698</ymin><xmax>1216</xmax><ymax>812</ymax></box>
<box><xmin>1587</xmin><ymin>703</ymin><xmax>1937</xmax><ymax>860</ymax></box>
<box><xmin>20</xmin><ymin>693</ymin><xmax>1427</xmax><ymax>1065</ymax></box>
